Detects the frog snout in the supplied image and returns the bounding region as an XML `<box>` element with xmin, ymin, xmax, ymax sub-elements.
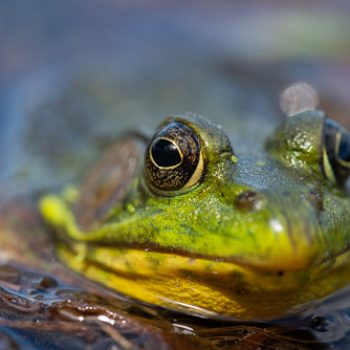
<box><xmin>226</xmin><ymin>187</ymin><xmax>323</xmax><ymax>271</ymax></box>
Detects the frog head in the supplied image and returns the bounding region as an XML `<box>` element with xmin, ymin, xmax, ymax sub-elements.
<box><xmin>40</xmin><ymin>110</ymin><xmax>350</xmax><ymax>320</ymax></box>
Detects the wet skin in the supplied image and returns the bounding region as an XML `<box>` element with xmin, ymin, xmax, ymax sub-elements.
<box><xmin>40</xmin><ymin>110</ymin><xmax>350</xmax><ymax>320</ymax></box>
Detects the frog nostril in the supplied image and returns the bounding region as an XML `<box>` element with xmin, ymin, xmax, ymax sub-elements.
<box><xmin>234</xmin><ymin>190</ymin><xmax>263</xmax><ymax>211</ymax></box>
<box><xmin>306</xmin><ymin>190</ymin><xmax>324</xmax><ymax>211</ymax></box>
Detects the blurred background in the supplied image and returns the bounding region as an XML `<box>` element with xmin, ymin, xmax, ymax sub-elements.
<box><xmin>1</xmin><ymin>0</ymin><xmax>350</xmax><ymax>194</ymax></box>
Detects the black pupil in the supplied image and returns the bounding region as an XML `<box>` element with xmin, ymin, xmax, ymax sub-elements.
<box><xmin>151</xmin><ymin>138</ymin><xmax>182</xmax><ymax>167</ymax></box>
<box><xmin>339</xmin><ymin>134</ymin><xmax>350</xmax><ymax>162</ymax></box>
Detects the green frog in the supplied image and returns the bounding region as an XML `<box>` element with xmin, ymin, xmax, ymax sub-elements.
<box><xmin>40</xmin><ymin>109</ymin><xmax>350</xmax><ymax>320</ymax></box>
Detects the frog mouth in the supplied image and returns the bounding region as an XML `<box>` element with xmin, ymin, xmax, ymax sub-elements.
<box><xmin>59</xmin><ymin>239</ymin><xmax>333</xmax><ymax>293</ymax></box>
<box><xmin>65</xmin><ymin>238</ymin><xmax>328</xmax><ymax>273</ymax></box>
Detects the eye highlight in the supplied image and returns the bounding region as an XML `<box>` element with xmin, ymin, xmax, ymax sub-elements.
<box><xmin>145</xmin><ymin>121</ymin><xmax>204</xmax><ymax>194</ymax></box>
<box><xmin>323</xmin><ymin>118</ymin><xmax>350</xmax><ymax>184</ymax></box>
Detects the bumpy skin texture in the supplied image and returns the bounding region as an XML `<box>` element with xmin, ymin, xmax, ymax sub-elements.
<box><xmin>40</xmin><ymin>111</ymin><xmax>350</xmax><ymax>320</ymax></box>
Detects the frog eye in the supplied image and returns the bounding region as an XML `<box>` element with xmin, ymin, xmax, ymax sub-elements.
<box><xmin>145</xmin><ymin>121</ymin><xmax>204</xmax><ymax>194</ymax></box>
<box><xmin>323</xmin><ymin>118</ymin><xmax>350</xmax><ymax>184</ymax></box>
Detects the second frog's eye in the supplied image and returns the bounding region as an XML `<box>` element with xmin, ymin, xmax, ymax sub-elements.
<box><xmin>145</xmin><ymin>121</ymin><xmax>204</xmax><ymax>194</ymax></box>
<box><xmin>323</xmin><ymin>118</ymin><xmax>350</xmax><ymax>184</ymax></box>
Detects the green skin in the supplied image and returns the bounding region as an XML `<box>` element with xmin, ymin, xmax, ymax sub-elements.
<box><xmin>40</xmin><ymin>110</ymin><xmax>350</xmax><ymax>320</ymax></box>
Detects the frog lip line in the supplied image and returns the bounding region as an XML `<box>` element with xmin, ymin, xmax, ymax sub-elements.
<box><xmin>65</xmin><ymin>240</ymin><xmax>255</xmax><ymax>270</ymax></box>
<box><xmin>67</xmin><ymin>240</ymin><xmax>348</xmax><ymax>273</ymax></box>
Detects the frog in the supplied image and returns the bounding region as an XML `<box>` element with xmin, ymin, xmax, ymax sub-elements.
<box><xmin>39</xmin><ymin>108</ymin><xmax>350</xmax><ymax>321</ymax></box>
